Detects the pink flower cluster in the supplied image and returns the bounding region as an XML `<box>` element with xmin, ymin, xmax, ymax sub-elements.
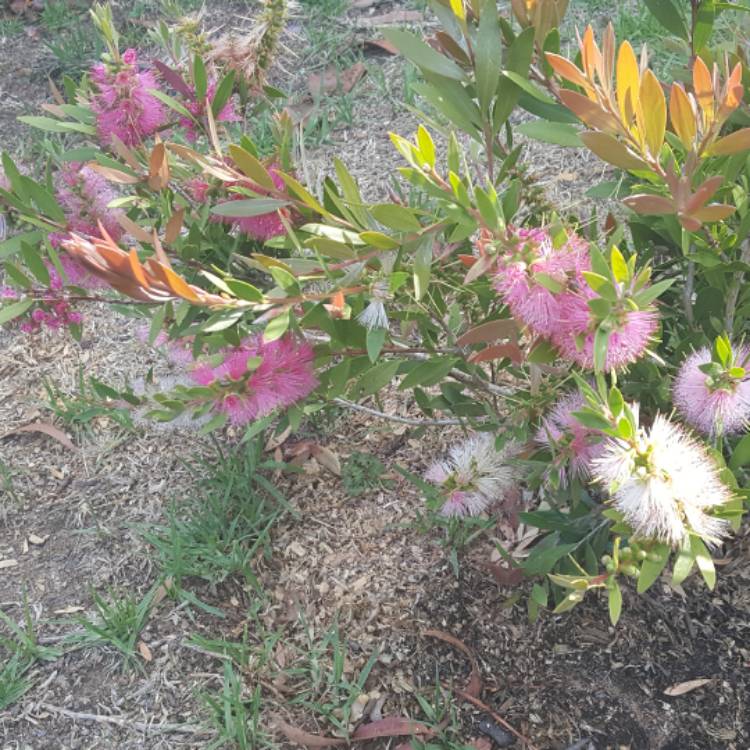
<box><xmin>2</xmin><ymin>258</ymin><xmax>86</xmax><ymax>333</ymax></box>
<box><xmin>494</xmin><ymin>228</ymin><xmax>657</xmax><ymax>372</ymax></box>
<box><xmin>90</xmin><ymin>49</ymin><xmax>167</xmax><ymax>146</ymax></box>
<box><xmin>191</xmin><ymin>168</ymin><xmax>288</xmax><ymax>242</ymax></box>
<box><xmin>536</xmin><ymin>390</ymin><xmax>604</xmax><ymax>486</ymax></box>
<box><xmin>50</xmin><ymin>163</ymin><xmax>124</xmax><ymax>249</ymax></box>
<box><xmin>191</xmin><ymin>334</ymin><xmax>317</xmax><ymax>425</ymax></box>
<box><xmin>674</xmin><ymin>346</ymin><xmax>750</xmax><ymax>437</ymax></box>
<box><xmin>179</xmin><ymin>80</ymin><xmax>240</xmax><ymax>142</ymax></box>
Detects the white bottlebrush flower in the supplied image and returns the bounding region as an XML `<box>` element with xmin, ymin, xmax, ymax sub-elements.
<box><xmin>425</xmin><ymin>433</ymin><xmax>519</xmax><ymax>517</ymax></box>
<box><xmin>592</xmin><ymin>412</ymin><xmax>731</xmax><ymax>547</ymax></box>
<box><xmin>357</xmin><ymin>299</ymin><xmax>388</xmax><ymax>331</ymax></box>
<box><xmin>357</xmin><ymin>279</ymin><xmax>392</xmax><ymax>331</ymax></box>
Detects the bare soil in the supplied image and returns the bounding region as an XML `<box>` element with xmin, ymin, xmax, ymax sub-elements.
<box><xmin>1</xmin><ymin>2</ymin><xmax>749</xmax><ymax>749</ymax></box>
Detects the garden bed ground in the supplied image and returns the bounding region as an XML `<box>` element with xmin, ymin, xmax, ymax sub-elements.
<box><xmin>1</xmin><ymin>1</ymin><xmax>749</xmax><ymax>749</ymax></box>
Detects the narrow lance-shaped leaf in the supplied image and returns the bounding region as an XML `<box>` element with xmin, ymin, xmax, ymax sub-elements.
<box><xmin>639</xmin><ymin>69</ymin><xmax>666</xmax><ymax>159</ymax></box>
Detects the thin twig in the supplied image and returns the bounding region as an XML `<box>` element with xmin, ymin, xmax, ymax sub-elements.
<box><xmin>333</xmin><ymin>398</ymin><xmax>474</xmax><ymax>426</ymax></box>
<box><xmin>683</xmin><ymin>260</ymin><xmax>696</xmax><ymax>328</ymax></box>
<box><xmin>37</xmin><ymin>703</ymin><xmax>210</xmax><ymax>736</ymax></box>
<box><xmin>725</xmin><ymin>239</ymin><xmax>750</xmax><ymax>332</ymax></box>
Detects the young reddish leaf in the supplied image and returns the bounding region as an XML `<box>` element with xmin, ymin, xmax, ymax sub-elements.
<box><xmin>456</xmin><ymin>319</ymin><xmax>517</xmax><ymax>346</ymax></box>
<box><xmin>468</xmin><ymin>343</ymin><xmax>523</xmax><ymax>364</ymax></box>
<box><xmin>718</xmin><ymin>62</ymin><xmax>743</xmax><ymax>121</ymax></box>
<box><xmin>690</xmin><ymin>203</ymin><xmax>735</xmax><ymax>223</ymax></box>
<box><xmin>669</xmin><ymin>83</ymin><xmax>696</xmax><ymax>149</ymax></box>
<box><xmin>693</xmin><ymin>56</ymin><xmax>714</xmax><ymax>126</ymax></box>
<box><xmin>558</xmin><ymin>90</ymin><xmax>619</xmax><ymax>132</ymax></box>
<box><xmin>86</xmin><ymin>164</ymin><xmax>141</xmax><ymax>185</ymax></box>
<box><xmin>709</xmin><ymin>127</ymin><xmax>750</xmax><ymax>156</ymax></box>
<box><xmin>545</xmin><ymin>53</ymin><xmax>589</xmax><ymax>89</ymax></box>
<box><xmin>164</xmin><ymin>208</ymin><xmax>185</xmax><ymax>245</ymax></box>
<box><xmin>580</xmin><ymin>26</ymin><xmax>601</xmax><ymax>81</ymax></box>
<box><xmin>623</xmin><ymin>194</ymin><xmax>675</xmax><ymax>215</ymax></box>
<box><xmin>615</xmin><ymin>40</ymin><xmax>639</xmax><ymax>124</ymax></box>
<box><xmin>579</xmin><ymin>131</ymin><xmax>649</xmax><ymax>171</ymax></box>
<box><xmin>639</xmin><ymin>69</ymin><xmax>666</xmax><ymax>158</ymax></box>
<box><xmin>684</xmin><ymin>175</ymin><xmax>723</xmax><ymax>213</ymax></box>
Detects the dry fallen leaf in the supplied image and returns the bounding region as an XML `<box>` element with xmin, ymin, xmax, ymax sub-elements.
<box><xmin>308</xmin><ymin>62</ymin><xmax>366</xmax><ymax>96</ymax></box>
<box><xmin>311</xmin><ymin>445</ymin><xmax>342</xmax><ymax>476</ymax></box>
<box><xmin>1</xmin><ymin>422</ymin><xmax>78</xmax><ymax>452</ymax></box>
<box><xmin>664</xmin><ymin>678</ymin><xmax>712</xmax><ymax>696</ymax></box>
<box><xmin>284</xmin><ymin>100</ymin><xmax>317</xmax><ymax>126</ymax></box>
<box><xmin>423</xmin><ymin>629</ymin><xmax>482</xmax><ymax>698</ymax></box>
<box><xmin>137</xmin><ymin>640</ymin><xmax>153</xmax><ymax>662</ymax></box>
<box><xmin>28</xmin><ymin>534</ymin><xmax>49</xmax><ymax>546</ymax></box>
<box><xmin>0</xmin><ymin>559</ymin><xmax>19</xmax><ymax>570</ymax></box>
<box><xmin>363</xmin><ymin>38</ymin><xmax>399</xmax><ymax>56</ymax></box>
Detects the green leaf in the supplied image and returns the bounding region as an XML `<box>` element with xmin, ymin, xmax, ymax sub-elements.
<box><xmin>524</xmin><ymin>542</ymin><xmax>576</xmax><ymax>576</ymax></box>
<box><xmin>263</xmin><ymin>309</ymin><xmax>291</xmax><ymax>341</ymax></box>
<box><xmin>211</xmin><ymin>198</ymin><xmax>289</xmax><ymax>217</ymax></box>
<box><xmin>224</xmin><ymin>278</ymin><xmax>264</xmax><ymax>302</ymax></box>
<box><xmin>0</xmin><ymin>230</ymin><xmax>44</xmax><ymax>259</ymax></box>
<box><xmin>399</xmin><ymin>358</ymin><xmax>457</xmax><ymax>390</ymax></box>
<box><xmin>359</xmin><ymin>231</ymin><xmax>399</xmax><ymax>250</ymax></box>
<box><xmin>198</xmin><ymin>411</ymin><xmax>228</xmax><ymax>436</ymax></box>
<box><xmin>593</xmin><ymin>326</ymin><xmax>609</xmax><ymax>372</ymax></box>
<box><xmin>17</xmin><ymin>116</ymin><xmax>95</xmax><ymax>135</ymax></box>
<box><xmin>729</xmin><ymin>433</ymin><xmax>750</xmax><ymax>470</ymax></box>
<box><xmin>610</xmin><ymin>246</ymin><xmax>629</xmax><ymax>283</ymax></box>
<box><xmin>0</xmin><ymin>298</ymin><xmax>33</xmax><ymax>325</ymax></box>
<box><xmin>193</xmin><ymin>53</ymin><xmax>208</xmax><ymax>102</ymax></box>
<box><xmin>21</xmin><ymin>242</ymin><xmax>50</xmax><ymax>286</ymax></box>
<box><xmin>693</xmin><ymin>0</ymin><xmax>716</xmax><ymax>49</ymax></box>
<box><xmin>147</xmin><ymin>88</ymin><xmax>195</xmax><ymax>119</ymax></box>
<box><xmin>633</xmin><ymin>278</ymin><xmax>674</xmax><ymax>307</ymax></box>
<box><xmin>608</xmin><ymin>581</ymin><xmax>622</xmax><ymax>625</ymax></box>
<box><xmin>211</xmin><ymin>70</ymin><xmax>236</xmax><ymax>118</ymax></box>
<box><xmin>351</xmin><ymin>359</ymin><xmax>402</xmax><ymax>398</ymax></box>
<box><xmin>516</xmin><ymin>120</ymin><xmax>582</xmax><ymax>146</ymax></box>
<box><xmin>571</xmin><ymin>409</ymin><xmax>612</xmax><ymax>432</ymax></box>
<box><xmin>416</xmin><ymin>124</ymin><xmax>436</xmax><ymax>168</ymax></box>
<box><xmin>671</xmin><ymin>539</ymin><xmax>695</xmax><ymax>586</ymax></box>
<box><xmin>382</xmin><ymin>28</ymin><xmax>466</xmax><ymax>81</ymax></box>
<box><xmin>644</xmin><ymin>0</ymin><xmax>690</xmax><ymax>39</ymax></box>
<box><xmin>228</xmin><ymin>145</ymin><xmax>275</xmax><ymax>190</ymax></box>
<box><xmin>690</xmin><ymin>535</ymin><xmax>716</xmax><ymax>590</ymax></box>
<box><xmin>475</xmin><ymin>0</ymin><xmax>502</xmax><ymax>115</ymax></box>
<box><xmin>637</xmin><ymin>543</ymin><xmax>670</xmax><ymax>593</ymax></box>
<box><xmin>371</xmin><ymin>204</ymin><xmax>421</xmax><ymax>232</ymax></box>
<box><xmin>366</xmin><ymin>327</ymin><xmax>386</xmax><ymax>362</ymax></box>
<box><xmin>501</xmin><ymin>71</ymin><xmax>556</xmax><ymax>103</ymax></box>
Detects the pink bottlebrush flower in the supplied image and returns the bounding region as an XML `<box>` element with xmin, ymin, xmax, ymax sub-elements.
<box><xmin>179</xmin><ymin>80</ymin><xmax>241</xmax><ymax>142</ymax></box>
<box><xmin>190</xmin><ymin>334</ymin><xmax>317</xmax><ymax>425</ymax></box>
<box><xmin>674</xmin><ymin>346</ymin><xmax>750</xmax><ymax>437</ymax></box>
<box><xmin>1</xmin><ymin>286</ymin><xmax>18</xmax><ymax>300</ymax></box>
<box><xmin>233</xmin><ymin>168</ymin><xmax>287</xmax><ymax>241</ymax></box>
<box><xmin>51</xmin><ymin>163</ymin><xmax>124</xmax><ymax>254</ymax></box>
<box><xmin>494</xmin><ymin>227</ymin><xmax>590</xmax><ymax>337</ymax></box>
<box><xmin>90</xmin><ymin>50</ymin><xmax>167</xmax><ymax>146</ymax></box>
<box><xmin>552</xmin><ymin>290</ymin><xmax>658</xmax><ymax>372</ymax></box>
<box><xmin>220</xmin><ymin>167</ymin><xmax>288</xmax><ymax>241</ymax></box>
<box><xmin>536</xmin><ymin>390</ymin><xmax>604</xmax><ymax>486</ymax></box>
<box><xmin>187</xmin><ymin>177</ymin><xmax>211</xmax><ymax>203</ymax></box>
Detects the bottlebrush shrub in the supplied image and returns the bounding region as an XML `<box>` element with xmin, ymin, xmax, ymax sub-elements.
<box><xmin>2</xmin><ymin>0</ymin><xmax>750</xmax><ymax>624</ymax></box>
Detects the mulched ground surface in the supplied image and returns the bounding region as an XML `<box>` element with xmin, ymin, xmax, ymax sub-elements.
<box><xmin>1</xmin><ymin>1</ymin><xmax>749</xmax><ymax>749</ymax></box>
